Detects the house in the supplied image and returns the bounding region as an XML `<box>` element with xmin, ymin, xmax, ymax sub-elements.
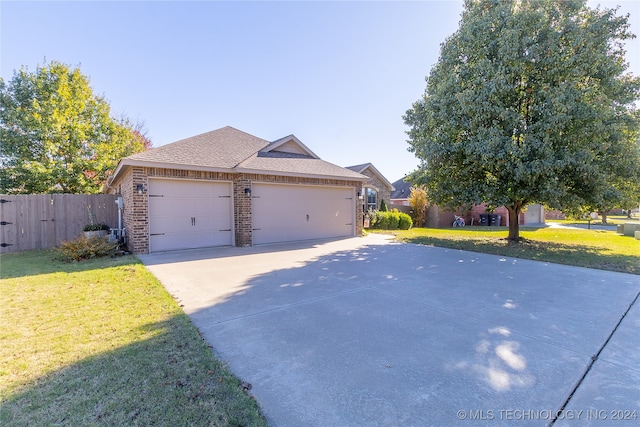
<box><xmin>388</xmin><ymin>176</ymin><xmax>526</xmax><ymax>227</ymax></box>
<box><xmin>345</xmin><ymin>163</ymin><xmax>394</xmax><ymax>212</ymax></box>
<box><xmin>390</xmin><ymin>176</ymin><xmax>412</xmax><ymax>206</ymax></box>
<box><xmin>106</xmin><ymin>126</ymin><xmax>368</xmax><ymax>253</ymax></box>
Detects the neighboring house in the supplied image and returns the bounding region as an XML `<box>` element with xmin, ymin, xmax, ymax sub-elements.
<box><xmin>390</xmin><ymin>176</ymin><xmax>412</xmax><ymax>206</ymax></box>
<box><xmin>106</xmin><ymin>126</ymin><xmax>367</xmax><ymax>253</ymax></box>
<box><xmin>388</xmin><ymin>176</ymin><xmax>529</xmax><ymax>227</ymax></box>
<box><xmin>345</xmin><ymin>163</ymin><xmax>394</xmax><ymax>211</ymax></box>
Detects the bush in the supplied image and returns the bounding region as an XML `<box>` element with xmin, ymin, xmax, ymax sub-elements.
<box><xmin>379</xmin><ymin>199</ymin><xmax>388</xmax><ymax>212</ymax></box>
<box><xmin>370</xmin><ymin>209</ymin><xmax>412</xmax><ymax>230</ymax></box>
<box><xmin>56</xmin><ymin>235</ymin><xmax>118</xmax><ymax>261</ymax></box>
<box><xmin>83</xmin><ymin>223</ymin><xmax>110</xmax><ymax>232</ymax></box>
<box><xmin>399</xmin><ymin>212</ymin><xmax>413</xmax><ymax>230</ymax></box>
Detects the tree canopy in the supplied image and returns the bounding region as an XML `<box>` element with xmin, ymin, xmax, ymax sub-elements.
<box><xmin>0</xmin><ymin>61</ymin><xmax>150</xmax><ymax>194</ymax></box>
<box><xmin>404</xmin><ymin>0</ymin><xmax>640</xmax><ymax>240</ymax></box>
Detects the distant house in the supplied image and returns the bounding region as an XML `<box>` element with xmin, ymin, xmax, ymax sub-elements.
<box><xmin>345</xmin><ymin>163</ymin><xmax>394</xmax><ymax>211</ymax></box>
<box><xmin>390</xmin><ymin>176</ymin><xmax>412</xmax><ymax>206</ymax></box>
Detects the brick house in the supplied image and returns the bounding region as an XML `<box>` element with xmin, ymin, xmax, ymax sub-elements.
<box><xmin>389</xmin><ymin>176</ymin><xmax>529</xmax><ymax>227</ymax></box>
<box><xmin>105</xmin><ymin>126</ymin><xmax>367</xmax><ymax>253</ymax></box>
<box><xmin>345</xmin><ymin>163</ymin><xmax>395</xmax><ymax>212</ymax></box>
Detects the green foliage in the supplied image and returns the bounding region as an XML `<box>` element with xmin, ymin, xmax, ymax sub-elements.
<box><xmin>379</xmin><ymin>199</ymin><xmax>388</xmax><ymax>212</ymax></box>
<box><xmin>404</xmin><ymin>0</ymin><xmax>640</xmax><ymax>241</ymax></box>
<box><xmin>408</xmin><ymin>186</ymin><xmax>428</xmax><ymax>226</ymax></box>
<box><xmin>56</xmin><ymin>235</ymin><xmax>118</xmax><ymax>261</ymax></box>
<box><xmin>82</xmin><ymin>223</ymin><xmax>110</xmax><ymax>232</ymax></box>
<box><xmin>370</xmin><ymin>209</ymin><xmax>412</xmax><ymax>230</ymax></box>
<box><xmin>0</xmin><ymin>60</ymin><xmax>150</xmax><ymax>194</ymax></box>
<box><xmin>398</xmin><ymin>212</ymin><xmax>413</xmax><ymax>230</ymax></box>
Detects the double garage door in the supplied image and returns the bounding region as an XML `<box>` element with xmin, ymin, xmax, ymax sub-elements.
<box><xmin>148</xmin><ymin>179</ymin><xmax>355</xmax><ymax>252</ymax></box>
<box><xmin>252</xmin><ymin>183</ymin><xmax>355</xmax><ymax>245</ymax></box>
<box><xmin>148</xmin><ymin>179</ymin><xmax>233</xmax><ymax>252</ymax></box>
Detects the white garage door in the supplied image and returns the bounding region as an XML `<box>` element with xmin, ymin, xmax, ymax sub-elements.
<box><xmin>252</xmin><ymin>183</ymin><xmax>355</xmax><ymax>245</ymax></box>
<box><xmin>148</xmin><ymin>179</ymin><xmax>233</xmax><ymax>252</ymax></box>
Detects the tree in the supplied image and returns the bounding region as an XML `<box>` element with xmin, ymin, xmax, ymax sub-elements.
<box><xmin>0</xmin><ymin>61</ymin><xmax>150</xmax><ymax>194</ymax></box>
<box><xmin>404</xmin><ymin>0</ymin><xmax>640</xmax><ymax>241</ymax></box>
<box><xmin>408</xmin><ymin>186</ymin><xmax>428</xmax><ymax>227</ymax></box>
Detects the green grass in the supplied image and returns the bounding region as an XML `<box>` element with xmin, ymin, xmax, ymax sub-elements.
<box><xmin>0</xmin><ymin>251</ymin><xmax>266</xmax><ymax>427</ymax></box>
<box><xmin>547</xmin><ymin>214</ymin><xmax>640</xmax><ymax>226</ymax></box>
<box><xmin>375</xmin><ymin>225</ymin><xmax>640</xmax><ymax>275</ymax></box>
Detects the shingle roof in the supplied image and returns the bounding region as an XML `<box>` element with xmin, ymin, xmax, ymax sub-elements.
<box><xmin>390</xmin><ymin>176</ymin><xmax>413</xmax><ymax>200</ymax></box>
<box><xmin>125</xmin><ymin>126</ymin><xmax>269</xmax><ymax>169</ymax></box>
<box><xmin>111</xmin><ymin>126</ymin><xmax>366</xmax><ymax>182</ymax></box>
<box><xmin>237</xmin><ymin>151</ymin><xmax>366</xmax><ymax>179</ymax></box>
<box><xmin>345</xmin><ymin>163</ymin><xmax>394</xmax><ymax>190</ymax></box>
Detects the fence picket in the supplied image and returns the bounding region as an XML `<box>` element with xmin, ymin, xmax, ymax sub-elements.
<box><xmin>0</xmin><ymin>194</ymin><xmax>118</xmax><ymax>253</ymax></box>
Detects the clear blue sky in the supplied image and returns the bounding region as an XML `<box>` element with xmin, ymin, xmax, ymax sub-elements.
<box><xmin>2</xmin><ymin>1</ymin><xmax>638</xmax><ymax>182</ymax></box>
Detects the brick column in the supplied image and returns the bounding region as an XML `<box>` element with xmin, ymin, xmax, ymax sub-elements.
<box><xmin>355</xmin><ymin>183</ymin><xmax>364</xmax><ymax>236</ymax></box>
<box><xmin>234</xmin><ymin>176</ymin><xmax>252</xmax><ymax>246</ymax></box>
<box><xmin>129</xmin><ymin>167</ymin><xmax>149</xmax><ymax>253</ymax></box>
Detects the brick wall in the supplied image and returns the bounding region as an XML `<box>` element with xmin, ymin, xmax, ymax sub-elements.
<box><xmin>234</xmin><ymin>175</ymin><xmax>252</xmax><ymax>247</ymax></box>
<box><xmin>360</xmin><ymin>168</ymin><xmax>391</xmax><ymax>209</ymax></box>
<box><xmin>425</xmin><ymin>203</ymin><xmax>525</xmax><ymax>228</ymax></box>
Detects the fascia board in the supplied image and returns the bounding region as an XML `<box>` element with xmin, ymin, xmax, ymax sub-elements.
<box><xmin>233</xmin><ymin>167</ymin><xmax>369</xmax><ymax>182</ymax></box>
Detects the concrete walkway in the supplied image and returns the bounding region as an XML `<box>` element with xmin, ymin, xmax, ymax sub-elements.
<box><xmin>139</xmin><ymin>235</ymin><xmax>640</xmax><ymax>426</ymax></box>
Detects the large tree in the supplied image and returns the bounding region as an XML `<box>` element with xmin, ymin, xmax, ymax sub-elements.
<box><xmin>404</xmin><ymin>0</ymin><xmax>640</xmax><ymax>241</ymax></box>
<box><xmin>0</xmin><ymin>61</ymin><xmax>150</xmax><ymax>194</ymax></box>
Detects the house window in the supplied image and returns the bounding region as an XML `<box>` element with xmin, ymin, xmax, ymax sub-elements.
<box><xmin>367</xmin><ymin>188</ymin><xmax>377</xmax><ymax>211</ymax></box>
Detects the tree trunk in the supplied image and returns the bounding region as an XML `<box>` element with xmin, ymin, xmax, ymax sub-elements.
<box><xmin>599</xmin><ymin>211</ymin><xmax>608</xmax><ymax>224</ymax></box>
<box><xmin>506</xmin><ymin>203</ymin><xmax>522</xmax><ymax>242</ymax></box>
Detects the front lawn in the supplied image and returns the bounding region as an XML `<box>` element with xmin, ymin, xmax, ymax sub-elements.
<box><xmin>375</xmin><ymin>226</ymin><xmax>639</xmax><ymax>275</ymax></box>
<box><xmin>0</xmin><ymin>251</ymin><xmax>266</xmax><ymax>426</ymax></box>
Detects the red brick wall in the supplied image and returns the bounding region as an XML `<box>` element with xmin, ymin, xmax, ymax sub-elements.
<box><xmin>425</xmin><ymin>203</ymin><xmax>524</xmax><ymax>228</ymax></box>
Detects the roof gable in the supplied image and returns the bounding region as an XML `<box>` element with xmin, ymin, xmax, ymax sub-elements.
<box><xmin>345</xmin><ymin>163</ymin><xmax>394</xmax><ymax>191</ymax></box>
<box><xmin>264</xmin><ymin>135</ymin><xmax>319</xmax><ymax>158</ymax></box>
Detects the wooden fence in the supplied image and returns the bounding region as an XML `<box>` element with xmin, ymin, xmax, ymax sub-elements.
<box><xmin>0</xmin><ymin>194</ymin><xmax>118</xmax><ymax>253</ymax></box>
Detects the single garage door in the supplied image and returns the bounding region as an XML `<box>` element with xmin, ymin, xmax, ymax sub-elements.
<box><xmin>252</xmin><ymin>183</ymin><xmax>355</xmax><ymax>245</ymax></box>
<box><xmin>148</xmin><ymin>179</ymin><xmax>233</xmax><ymax>252</ymax></box>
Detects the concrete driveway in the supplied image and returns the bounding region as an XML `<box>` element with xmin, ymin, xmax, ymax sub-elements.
<box><xmin>139</xmin><ymin>234</ymin><xmax>640</xmax><ymax>426</ymax></box>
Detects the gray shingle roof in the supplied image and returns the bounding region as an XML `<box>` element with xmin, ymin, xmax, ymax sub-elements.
<box><xmin>113</xmin><ymin>126</ymin><xmax>366</xmax><ymax>181</ymax></box>
<box><xmin>237</xmin><ymin>151</ymin><xmax>366</xmax><ymax>179</ymax></box>
<box><xmin>125</xmin><ymin>126</ymin><xmax>269</xmax><ymax>168</ymax></box>
<box><xmin>390</xmin><ymin>176</ymin><xmax>413</xmax><ymax>200</ymax></box>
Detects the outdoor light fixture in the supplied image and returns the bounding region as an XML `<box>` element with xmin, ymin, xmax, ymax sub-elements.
<box><xmin>244</xmin><ymin>187</ymin><xmax>251</xmax><ymax>196</ymax></box>
<box><xmin>357</xmin><ymin>191</ymin><xmax>363</xmax><ymax>200</ymax></box>
<box><xmin>136</xmin><ymin>184</ymin><xmax>144</xmax><ymax>195</ymax></box>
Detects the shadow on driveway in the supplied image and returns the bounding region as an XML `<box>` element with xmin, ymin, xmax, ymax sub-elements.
<box><xmin>140</xmin><ymin>235</ymin><xmax>640</xmax><ymax>426</ymax></box>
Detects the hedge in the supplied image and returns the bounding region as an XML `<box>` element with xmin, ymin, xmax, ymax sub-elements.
<box><xmin>369</xmin><ymin>209</ymin><xmax>412</xmax><ymax>230</ymax></box>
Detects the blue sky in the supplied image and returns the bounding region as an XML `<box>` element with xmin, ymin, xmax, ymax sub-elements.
<box><xmin>2</xmin><ymin>1</ymin><xmax>639</xmax><ymax>182</ymax></box>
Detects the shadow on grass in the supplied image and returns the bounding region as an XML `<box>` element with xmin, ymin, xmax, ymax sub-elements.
<box><xmin>400</xmin><ymin>235</ymin><xmax>639</xmax><ymax>275</ymax></box>
<box><xmin>0</xmin><ymin>250</ymin><xmax>139</xmax><ymax>280</ymax></box>
<box><xmin>1</xmin><ymin>314</ymin><xmax>266</xmax><ymax>427</ymax></box>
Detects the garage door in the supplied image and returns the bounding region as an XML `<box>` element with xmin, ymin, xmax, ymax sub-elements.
<box><xmin>252</xmin><ymin>183</ymin><xmax>355</xmax><ymax>245</ymax></box>
<box><xmin>148</xmin><ymin>179</ymin><xmax>233</xmax><ymax>252</ymax></box>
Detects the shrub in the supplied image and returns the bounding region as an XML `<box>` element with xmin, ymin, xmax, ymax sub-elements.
<box><xmin>388</xmin><ymin>210</ymin><xmax>400</xmax><ymax>230</ymax></box>
<box><xmin>56</xmin><ymin>235</ymin><xmax>118</xmax><ymax>261</ymax></box>
<box><xmin>408</xmin><ymin>186</ymin><xmax>428</xmax><ymax>226</ymax></box>
<box><xmin>398</xmin><ymin>212</ymin><xmax>413</xmax><ymax>230</ymax></box>
<box><xmin>370</xmin><ymin>210</ymin><xmax>412</xmax><ymax>230</ymax></box>
<box><xmin>83</xmin><ymin>223</ymin><xmax>110</xmax><ymax>232</ymax></box>
<box><xmin>379</xmin><ymin>199</ymin><xmax>388</xmax><ymax>212</ymax></box>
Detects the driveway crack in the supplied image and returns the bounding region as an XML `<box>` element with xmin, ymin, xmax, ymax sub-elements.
<box><xmin>548</xmin><ymin>291</ymin><xmax>640</xmax><ymax>427</ymax></box>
